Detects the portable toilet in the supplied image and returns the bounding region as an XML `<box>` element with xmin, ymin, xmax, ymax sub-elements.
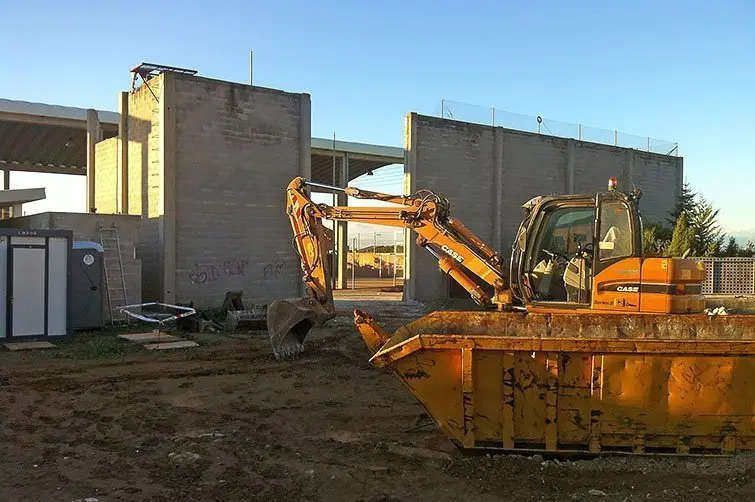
<box><xmin>71</xmin><ymin>241</ymin><xmax>105</xmax><ymax>330</ymax></box>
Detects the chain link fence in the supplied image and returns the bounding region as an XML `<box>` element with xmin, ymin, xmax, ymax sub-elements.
<box><xmin>434</xmin><ymin>99</ymin><xmax>679</xmax><ymax>156</ymax></box>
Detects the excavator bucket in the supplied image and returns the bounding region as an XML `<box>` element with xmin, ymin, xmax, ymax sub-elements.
<box><xmin>267</xmin><ymin>297</ymin><xmax>335</xmax><ymax>360</ymax></box>
<box><xmin>355</xmin><ymin>309</ymin><xmax>755</xmax><ymax>455</ymax></box>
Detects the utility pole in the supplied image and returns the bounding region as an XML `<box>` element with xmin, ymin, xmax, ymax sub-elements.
<box><xmin>249</xmin><ymin>51</ymin><xmax>253</xmax><ymax>84</ymax></box>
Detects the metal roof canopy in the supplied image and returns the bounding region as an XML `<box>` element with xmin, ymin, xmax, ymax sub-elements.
<box><xmin>0</xmin><ymin>98</ymin><xmax>404</xmax><ymax>180</ymax></box>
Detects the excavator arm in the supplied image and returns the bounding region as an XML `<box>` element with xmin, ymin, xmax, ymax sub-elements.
<box><xmin>268</xmin><ymin>177</ymin><xmax>512</xmax><ymax>359</ymax></box>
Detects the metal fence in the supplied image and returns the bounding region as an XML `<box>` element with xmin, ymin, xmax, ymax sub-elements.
<box><xmin>434</xmin><ymin>99</ymin><xmax>679</xmax><ymax>156</ymax></box>
<box><xmin>693</xmin><ymin>257</ymin><xmax>755</xmax><ymax>295</ymax></box>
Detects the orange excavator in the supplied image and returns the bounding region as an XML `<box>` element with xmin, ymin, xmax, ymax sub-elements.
<box><xmin>267</xmin><ymin>176</ymin><xmax>754</xmax><ymax>455</ymax></box>
<box><xmin>268</xmin><ymin>176</ymin><xmax>706</xmax><ymax>358</ymax></box>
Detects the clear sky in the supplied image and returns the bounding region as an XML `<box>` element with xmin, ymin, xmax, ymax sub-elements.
<box><xmin>1</xmin><ymin>1</ymin><xmax>753</xmax><ymax>238</ymax></box>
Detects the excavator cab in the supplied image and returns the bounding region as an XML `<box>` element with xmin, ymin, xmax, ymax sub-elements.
<box><xmin>510</xmin><ymin>181</ymin><xmax>644</xmax><ymax>310</ymax></box>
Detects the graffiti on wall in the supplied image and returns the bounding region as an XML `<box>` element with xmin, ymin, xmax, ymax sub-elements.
<box><xmin>189</xmin><ymin>257</ymin><xmax>249</xmax><ymax>285</ymax></box>
<box><xmin>263</xmin><ymin>260</ymin><xmax>290</xmax><ymax>281</ymax></box>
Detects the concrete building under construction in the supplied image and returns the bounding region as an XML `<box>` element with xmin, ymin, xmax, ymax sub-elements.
<box><xmin>0</xmin><ymin>62</ymin><xmax>684</xmax><ymax>314</ymax></box>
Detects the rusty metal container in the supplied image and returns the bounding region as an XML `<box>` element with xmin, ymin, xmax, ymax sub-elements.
<box><xmin>355</xmin><ymin>310</ymin><xmax>755</xmax><ymax>455</ymax></box>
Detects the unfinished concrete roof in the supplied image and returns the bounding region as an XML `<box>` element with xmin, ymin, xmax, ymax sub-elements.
<box><xmin>0</xmin><ymin>97</ymin><xmax>404</xmax><ymax>181</ymax></box>
<box><xmin>0</xmin><ymin>187</ymin><xmax>46</xmax><ymax>207</ymax></box>
<box><xmin>0</xmin><ymin>98</ymin><xmax>120</xmax><ymax>125</ymax></box>
<box><xmin>0</xmin><ymin>98</ymin><xmax>119</xmax><ymax>175</ymax></box>
<box><xmin>311</xmin><ymin>137</ymin><xmax>403</xmax><ymax>184</ymax></box>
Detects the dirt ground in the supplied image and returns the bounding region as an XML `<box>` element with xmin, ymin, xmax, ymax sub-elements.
<box><xmin>1</xmin><ymin>300</ymin><xmax>753</xmax><ymax>502</ymax></box>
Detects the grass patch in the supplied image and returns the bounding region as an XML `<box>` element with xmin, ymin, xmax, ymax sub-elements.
<box><xmin>51</xmin><ymin>333</ymin><xmax>138</xmax><ymax>360</ymax></box>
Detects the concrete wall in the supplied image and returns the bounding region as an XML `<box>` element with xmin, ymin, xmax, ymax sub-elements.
<box><xmin>168</xmin><ymin>74</ymin><xmax>310</xmax><ymax>307</ymax></box>
<box><xmin>94</xmin><ymin>137</ymin><xmax>118</xmax><ymax>213</ymax></box>
<box><xmin>127</xmin><ymin>77</ymin><xmax>162</xmax><ymax>218</ymax></box>
<box><xmin>116</xmin><ymin>73</ymin><xmax>311</xmax><ymax>308</ymax></box>
<box><xmin>126</xmin><ymin>75</ymin><xmax>164</xmax><ymax>302</ymax></box>
<box><xmin>404</xmin><ymin>113</ymin><xmax>683</xmax><ymax>304</ymax></box>
<box><xmin>0</xmin><ymin>212</ymin><xmax>142</xmax><ymax>321</ymax></box>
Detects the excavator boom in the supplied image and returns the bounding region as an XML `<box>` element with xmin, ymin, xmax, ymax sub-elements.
<box><xmin>267</xmin><ymin>177</ymin><xmax>512</xmax><ymax>359</ymax></box>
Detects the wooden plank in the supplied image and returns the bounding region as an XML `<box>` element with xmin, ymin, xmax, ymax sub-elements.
<box><xmin>143</xmin><ymin>340</ymin><xmax>198</xmax><ymax>351</ymax></box>
<box><xmin>545</xmin><ymin>352</ymin><xmax>559</xmax><ymax>451</ymax></box>
<box><xmin>119</xmin><ymin>332</ymin><xmax>178</xmax><ymax>343</ymax></box>
<box><xmin>589</xmin><ymin>355</ymin><xmax>603</xmax><ymax>453</ymax></box>
<box><xmin>501</xmin><ymin>352</ymin><xmax>515</xmax><ymax>449</ymax></box>
<box><xmin>3</xmin><ymin>341</ymin><xmax>56</xmax><ymax>351</ymax></box>
<box><xmin>461</xmin><ymin>347</ymin><xmax>475</xmax><ymax>448</ymax></box>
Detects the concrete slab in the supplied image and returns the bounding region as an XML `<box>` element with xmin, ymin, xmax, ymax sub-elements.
<box><xmin>3</xmin><ymin>341</ymin><xmax>57</xmax><ymax>351</ymax></box>
<box><xmin>119</xmin><ymin>332</ymin><xmax>179</xmax><ymax>343</ymax></box>
<box><xmin>143</xmin><ymin>340</ymin><xmax>199</xmax><ymax>351</ymax></box>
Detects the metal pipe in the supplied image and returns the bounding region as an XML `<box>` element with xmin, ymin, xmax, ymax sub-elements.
<box><xmin>304</xmin><ymin>180</ymin><xmax>346</xmax><ymax>193</ymax></box>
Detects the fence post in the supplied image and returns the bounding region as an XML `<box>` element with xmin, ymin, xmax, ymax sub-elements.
<box><xmin>578</xmin><ymin>124</ymin><xmax>582</xmax><ymax>141</ymax></box>
<box><xmin>492</xmin><ymin>107</ymin><xmax>495</xmax><ymax>126</ymax></box>
<box><xmin>647</xmin><ymin>137</ymin><xmax>650</xmax><ymax>152</ymax></box>
<box><xmin>440</xmin><ymin>98</ymin><xmax>444</xmax><ymax>118</ymax></box>
<box><xmin>614</xmin><ymin>130</ymin><xmax>618</xmax><ymax>146</ymax></box>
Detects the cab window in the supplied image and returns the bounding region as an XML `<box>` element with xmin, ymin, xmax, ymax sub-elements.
<box><xmin>536</xmin><ymin>206</ymin><xmax>594</xmax><ymax>258</ymax></box>
<box><xmin>598</xmin><ymin>200</ymin><xmax>632</xmax><ymax>260</ymax></box>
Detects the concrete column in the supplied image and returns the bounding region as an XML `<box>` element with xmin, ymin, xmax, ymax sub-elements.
<box><xmin>11</xmin><ymin>203</ymin><xmax>21</xmax><ymax>217</ymax></box>
<box><xmin>161</xmin><ymin>73</ymin><xmax>177</xmax><ymax>304</ymax></box>
<box><xmin>493</xmin><ymin>127</ymin><xmax>504</xmax><ymax>252</ymax></box>
<box><xmin>298</xmin><ymin>93</ymin><xmax>312</xmax><ymax>297</ymax></box>
<box><xmin>566</xmin><ymin>140</ymin><xmax>575</xmax><ymax>194</ymax></box>
<box><xmin>1</xmin><ymin>170</ymin><xmax>9</xmax><ymax>219</ymax></box>
<box><xmin>403</xmin><ymin>113</ymin><xmax>418</xmax><ymax>302</ymax></box>
<box><xmin>118</xmin><ymin>92</ymin><xmax>129</xmax><ymax>214</ymax></box>
<box><xmin>336</xmin><ymin>154</ymin><xmax>349</xmax><ymax>289</ymax></box>
<box><xmin>298</xmin><ymin>94</ymin><xmax>312</xmax><ymax>180</ymax></box>
<box><xmin>86</xmin><ymin>109</ymin><xmax>102</xmax><ymax>212</ymax></box>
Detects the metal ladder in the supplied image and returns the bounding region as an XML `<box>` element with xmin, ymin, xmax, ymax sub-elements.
<box><xmin>99</xmin><ymin>223</ymin><xmax>129</xmax><ymax>323</ymax></box>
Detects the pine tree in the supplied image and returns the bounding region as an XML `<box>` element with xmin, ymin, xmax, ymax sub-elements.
<box><xmin>724</xmin><ymin>236</ymin><xmax>740</xmax><ymax>257</ymax></box>
<box><xmin>665</xmin><ymin>213</ymin><xmax>696</xmax><ymax>257</ymax></box>
<box><xmin>642</xmin><ymin>223</ymin><xmax>672</xmax><ymax>256</ymax></box>
<box><xmin>667</xmin><ymin>181</ymin><xmax>697</xmax><ymax>226</ymax></box>
<box><xmin>689</xmin><ymin>197</ymin><xmax>724</xmax><ymax>256</ymax></box>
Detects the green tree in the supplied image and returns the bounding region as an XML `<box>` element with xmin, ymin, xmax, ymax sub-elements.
<box><xmin>723</xmin><ymin>236</ymin><xmax>740</xmax><ymax>257</ymax></box>
<box><xmin>689</xmin><ymin>196</ymin><xmax>725</xmax><ymax>256</ymax></box>
<box><xmin>642</xmin><ymin>222</ymin><xmax>672</xmax><ymax>256</ymax></box>
<box><xmin>665</xmin><ymin>213</ymin><xmax>696</xmax><ymax>257</ymax></box>
<box><xmin>667</xmin><ymin>181</ymin><xmax>697</xmax><ymax>226</ymax></box>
